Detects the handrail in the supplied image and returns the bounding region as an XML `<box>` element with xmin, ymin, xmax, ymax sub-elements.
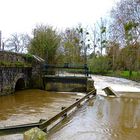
<box><xmin>0</xmin><ymin>89</ymin><xmax>96</xmax><ymax>135</ymax></box>
<box><xmin>39</xmin><ymin>89</ymin><xmax>96</xmax><ymax>130</ymax></box>
<box><xmin>44</xmin><ymin>64</ymin><xmax>88</xmax><ymax>70</ymax></box>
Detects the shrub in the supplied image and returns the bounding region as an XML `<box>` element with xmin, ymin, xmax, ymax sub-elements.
<box><xmin>88</xmin><ymin>56</ymin><xmax>110</xmax><ymax>74</ymax></box>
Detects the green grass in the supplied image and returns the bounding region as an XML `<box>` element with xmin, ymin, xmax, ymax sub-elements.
<box><xmin>120</xmin><ymin>71</ymin><xmax>138</xmax><ymax>77</ymax></box>
<box><xmin>0</xmin><ymin>61</ymin><xmax>31</xmax><ymax>67</ymax></box>
<box><xmin>106</xmin><ymin>70</ymin><xmax>140</xmax><ymax>82</ymax></box>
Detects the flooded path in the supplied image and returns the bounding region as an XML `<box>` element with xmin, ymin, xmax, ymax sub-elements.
<box><xmin>1</xmin><ymin>75</ymin><xmax>140</xmax><ymax>140</ymax></box>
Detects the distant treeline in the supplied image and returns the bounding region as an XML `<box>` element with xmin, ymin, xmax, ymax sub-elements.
<box><xmin>2</xmin><ymin>0</ymin><xmax>140</xmax><ymax>81</ymax></box>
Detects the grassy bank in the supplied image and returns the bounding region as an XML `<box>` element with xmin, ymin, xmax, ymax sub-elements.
<box><xmin>105</xmin><ymin>71</ymin><xmax>140</xmax><ymax>82</ymax></box>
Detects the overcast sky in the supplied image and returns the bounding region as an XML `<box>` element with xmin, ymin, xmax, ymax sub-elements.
<box><xmin>0</xmin><ymin>0</ymin><xmax>118</xmax><ymax>38</ymax></box>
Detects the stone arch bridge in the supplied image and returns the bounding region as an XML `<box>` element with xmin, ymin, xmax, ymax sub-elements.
<box><xmin>0</xmin><ymin>67</ymin><xmax>32</xmax><ymax>95</ymax></box>
<box><xmin>0</xmin><ymin>51</ymin><xmax>44</xmax><ymax>95</ymax></box>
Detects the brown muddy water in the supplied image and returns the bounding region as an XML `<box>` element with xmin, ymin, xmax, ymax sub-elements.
<box><xmin>1</xmin><ymin>75</ymin><xmax>140</xmax><ymax>140</ymax></box>
<box><xmin>0</xmin><ymin>90</ymin><xmax>81</xmax><ymax>140</ymax></box>
<box><xmin>47</xmin><ymin>96</ymin><xmax>140</xmax><ymax>140</ymax></box>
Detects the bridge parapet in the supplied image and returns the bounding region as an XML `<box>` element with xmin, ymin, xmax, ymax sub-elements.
<box><xmin>0</xmin><ymin>50</ymin><xmax>26</xmax><ymax>63</ymax></box>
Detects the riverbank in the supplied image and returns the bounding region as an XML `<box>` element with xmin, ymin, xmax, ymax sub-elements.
<box><xmin>104</xmin><ymin>71</ymin><xmax>140</xmax><ymax>82</ymax></box>
<box><xmin>90</xmin><ymin>70</ymin><xmax>140</xmax><ymax>82</ymax></box>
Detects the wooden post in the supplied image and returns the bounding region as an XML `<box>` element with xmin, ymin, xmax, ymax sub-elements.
<box><xmin>2</xmin><ymin>42</ymin><xmax>4</xmax><ymax>50</ymax></box>
<box><xmin>0</xmin><ymin>31</ymin><xmax>1</xmax><ymax>50</ymax></box>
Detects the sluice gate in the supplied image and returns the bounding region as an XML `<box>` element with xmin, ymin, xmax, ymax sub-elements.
<box><xmin>42</xmin><ymin>63</ymin><xmax>95</xmax><ymax>92</ymax></box>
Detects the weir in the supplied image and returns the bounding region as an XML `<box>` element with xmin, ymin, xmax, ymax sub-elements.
<box><xmin>42</xmin><ymin>63</ymin><xmax>95</xmax><ymax>92</ymax></box>
<box><xmin>43</xmin><ymin>76</ymin><xmax>94</xmax><ymax>92</ymax></box>
<box><xmin>0</xmin><ymin>52</ymin><xmax>96</xmax><ymax>138</ymax></box>
<box><xmin>0</xmin><ymin>50</ymin><xmax>95</xmax><ymax>95</ymax></box>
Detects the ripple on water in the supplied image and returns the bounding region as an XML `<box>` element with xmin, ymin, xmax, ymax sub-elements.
<box><xmin>47</xmin><ymin>94</ymin><xmax>140</xmax><ymax>140</ymax></box>
<box><xmin>1</xmin><ymin>76</ymin><xmax>140</xmax><ymax>140</ymax></box>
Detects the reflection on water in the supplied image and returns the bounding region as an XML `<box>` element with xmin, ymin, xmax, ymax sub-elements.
<box><xmin>47</xmin><ymin>96</ymin><xmax>140</xmax><ymax>140</ymax></box>
<box><xmin>1</xmin><ymin>75</ymin><xmax>140</xmax><ymax>140</ymax></box>
<box><xmin>47</xmin><ymin>75</ymin><xmax>140</xmax><ymax>140</ymax></box>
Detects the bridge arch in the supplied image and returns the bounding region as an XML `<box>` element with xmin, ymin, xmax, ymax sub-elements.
<box><xmin>15</xmin><ymin>78</ymin><xmax>25</xmax><ymax>91</ymax></box>
<box><xmin>13</xmin><ymin>74</ymin><xmax>26</xmax><ymax>92</ymax></box>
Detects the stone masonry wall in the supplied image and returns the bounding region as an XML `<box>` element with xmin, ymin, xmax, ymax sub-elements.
<box><xmin>0</xmin><ymin>51</ymin><xmax>45</xmax><ymax>95</ymax></box>
<box><xmin>0</xmin><ymin>67</ymin><xmax>32</xmax><ymax>95</ymax></box>
<box><xmin>0</xmin><ymin>50</ymin><xmax>25</xmax><ymax>63</ymax></box>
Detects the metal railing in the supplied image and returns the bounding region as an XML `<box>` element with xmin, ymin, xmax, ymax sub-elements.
<box><xmin>0</xmin><ymin>89</ymin><xmax>96</xmax><ymax>135</ymax></box>
<box><xmin>43</xmin><ymin>63</ymin><xmax>89</xmax><ymax>77</ymax></box>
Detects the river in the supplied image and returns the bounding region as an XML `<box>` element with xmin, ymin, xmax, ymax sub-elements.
<box><xmin>1</xmin><ymin>75</ymin><xmax>140</xmax><ymax>140</ymax></box>
<box><xmin>47</xmin><ymin>75</ymin><xmax>140</xmax><ymax>140</ymax></box>
<box><xmin>0</xmin><ymin>90</ymin><xmax>81</xmax><ymax>139</ymax></box>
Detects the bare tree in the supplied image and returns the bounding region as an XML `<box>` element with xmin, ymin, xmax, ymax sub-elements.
<box><xmin>109</xmin><ymin>0</ymin><xmax>140</xmax><ymax>46</ymax></box>
<box><xmin>5</xmin><ymin>33</ymin><xmax>30</xmax><ymax>53</ymax></box>
<box><xmin>61</xmin><ymin>28</ymin><xmax>83</xmax><ymax>64</ymax></box>
<box><xmin>108</xmin><ymin>0</ymin><xmax>140</xmax><ymax>76</ymax></box>
<box><xmin>90</xmin><ymin>24</ymin><xmax>99</xmax><ymax>57</ymax></box>
<box><xmin>76</xmin><ymin>24</ymin><xmax>90</xmax><ymax>64</ymax></box>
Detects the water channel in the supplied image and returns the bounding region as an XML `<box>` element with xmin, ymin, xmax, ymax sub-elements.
<box><xmin>1</xmin><ymin>75</ymin><xmax>140</xmax><ymax>139</ymax></box>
